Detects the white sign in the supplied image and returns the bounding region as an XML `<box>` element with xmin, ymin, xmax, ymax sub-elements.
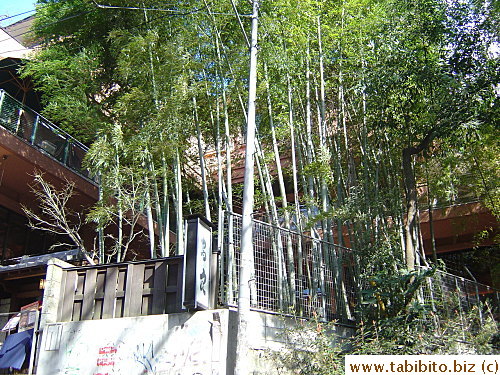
<box><xmin>195</xmin><ymin>223</ymin><xmax>212</xmax><ymax>309</ymax></box>
<box><xmin>183</xmin><ymin>215</ymin><xmax>214</xmax><ymax>310</ymax></box>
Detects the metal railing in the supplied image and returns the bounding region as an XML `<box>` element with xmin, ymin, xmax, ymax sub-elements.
<box><xmin>218</xmin><ymin>212</ymin><xmax>358</xmax><ymax>325</ymax></box>
<box><xmin>0</xmin><ymin>90</ymin><xmax>95</xmax><ymax>183</ymax></box>
<box><xmin>419</xmin><ymin>268</ymin><xmax>499</xmax><ymax>323</ymax></box>
<box><xmin>416</xmin><ymin>178</ymin><xmax>490</xmax><ymax>211</ymax></box>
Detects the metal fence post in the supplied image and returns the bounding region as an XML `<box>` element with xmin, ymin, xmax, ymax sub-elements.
<box><xmin>464</xmin><ymin>266</ymin><xmax>483</xmax><ymax>325</ymax></box>
<box><xmin>27</xmin><ymin>309</ymin><xmax>40</xmax><ymax>375</ymax></box>
<box><xmin>0</xmin><ymin>90</ymin><xmax>4</xmax><ymax>117</ymax></box>
<box><xmin>30</xmin><ymin>115</ymin><xmax>39</xmax><ymax>145</ymax></box>
<box><xmin>62</xmin><ymin>137</ymin><xmax>70</xmax><ymax>165</ymax></box>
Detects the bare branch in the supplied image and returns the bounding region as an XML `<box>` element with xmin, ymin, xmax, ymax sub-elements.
<box><xmin>22</xmin><ymin>171</ymin><xmax>96</xmax><ymax>265</ymax></box>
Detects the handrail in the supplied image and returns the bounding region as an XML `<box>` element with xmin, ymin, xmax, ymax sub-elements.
<box><xmin>0</xmin><ymin>89</ymin><xmax>89</xmax><ymax>151</ymax></box>
<box><xmin>0</xmin><ymin>89</ymin><xmax>96</xmax><ymax>184</ymax></box>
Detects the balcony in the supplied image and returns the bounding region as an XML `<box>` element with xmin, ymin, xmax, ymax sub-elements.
<box><xmin>0</xmin><ymin>89</ymin><xmax>95</xmax><ymax>183</ymax></box>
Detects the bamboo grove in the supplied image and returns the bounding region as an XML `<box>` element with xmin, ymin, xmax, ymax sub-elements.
<box><xmin>22</xmin><ymin>0</ymin><xmax>499</xmax><ymax>278</ymax></box>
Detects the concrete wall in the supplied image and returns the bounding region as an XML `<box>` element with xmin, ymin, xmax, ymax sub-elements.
<box><xmin>36</xmin><ymin>308</ymin><xmax>354</xmax><ymax>375</ymax></box>
<box><xmin>226</xmin><ymin>310</ymin><xmax>354</xmax><ymax>374</ymax></box>
<box><xmin>37</xmin><ymin>310</ymin><xmax>230</xmax><ymax>375</ymax></box>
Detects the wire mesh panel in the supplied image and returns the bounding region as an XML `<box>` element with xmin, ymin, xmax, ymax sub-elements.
<box><xmin>419</xmin><ymin>268</ymin><xmax>499</xmax><ymax>318</ymax></box>
<box><xmin>218</xmin><ymin>212</ymin><xmax>495</xmax><ymax>326</ymax></box>
<box><xmin>219</xmin><ymin>211</ymin><xmax>358</xmax><ymax>324</ymax></box>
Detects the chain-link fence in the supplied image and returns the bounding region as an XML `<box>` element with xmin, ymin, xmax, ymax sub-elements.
<box><xmin>218</xmin><ymin>212</ymin><xmax>358</xmax><ymax>325</ymax></box>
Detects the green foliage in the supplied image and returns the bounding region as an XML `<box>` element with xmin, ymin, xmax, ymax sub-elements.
<box><xmin>272</xmin><ymin>311</ymin><xmax>498</xmax><ymax>374</ymax></box>
<box><xmin>354</xmin><ymin>266</ymin><xmax>499</xmax><ymax>355</ymax></box>
<box><xmin>351</xmin><ymin>313</ymin><xmax>498</xmax><ymax>355</ymax></box>
<box><xmin>419</xmin><ymin>123</ymin><xmax>499</xmax><ymax>217</ymax></box>
<box><xmin>24</xmin><ymin>0</ymin><xmax>498</xmax><ymax>274</ymax></box>
<box><xmin>269</xmin><ymin>319</ymin><xmax>346</xmax><ymax>375</ymax></box>
<box><xmin>21</xmin><ymin>2</ymin><xmax>499</xmax><ymax>369</ymax></box>
<box><xmin>272</xmin><ymin>272</ymin><xmax>498</xmax><ymax>374</ymax></box>
<box><xmin>361</xmin><ymin>267</ymin><xmax>436</xmax><ymax>320</ymax></box>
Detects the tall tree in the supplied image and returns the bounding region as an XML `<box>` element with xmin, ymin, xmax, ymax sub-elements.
<box><xmin>235</xmin><ymin>0</ymin><xmax>260</xmax><ymax>373</ymax></box>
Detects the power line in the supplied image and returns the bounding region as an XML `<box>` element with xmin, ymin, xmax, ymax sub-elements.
<box><xmin>0</xmin><ymin>6</ymin><xmax>200</xmax><ymax>65</ymax></box>
<box><xmin>229</xmin><ymin>0</ymin><xmax>250</xmax><ymax>47</ymax></box>
<box><xmin>0</xmin><ymin>1</ymin><xmax>251</xmax><ymax>47</ymax></box>
<box><xmin>0</xmin><ymin>0</ymin><xmax>74</xmax><ymax>23</ymax></box>
<box><xmin>92</xmin><ymin>1</ymin><xmax>195</xmax><ymax>13</ymax></box>
<box><xmin>0</xmin><ymin>5</ymin><xmax>199</xmax><ymax>58</ymax></box>
<box><xmin>91</xmin><ymin>0</ymin><xmax>251</xmax><ymax>17</ymax></box>
<box><xmin>0</xmin><ymin>1</ymin><xmax>57</xmax><ymax>26</ymax></box>
<box><xmin>0</xmin><ymin>1</ymin><xmax>254</xmax><ymax>67</ymax></box>
<box><xmin>0</xmin><ymin>10</ymin><xmax>36</xmax><ymax>24</ymax></box>
<box><xmin>0</xmin><ymin>10</ymin><xmax>93</xmax><ymax>45</ymax></box>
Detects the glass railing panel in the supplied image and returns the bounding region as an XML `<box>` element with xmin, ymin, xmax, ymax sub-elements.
<box><xmin>33</xmin><ymin>119</ymin><xmax>68</xmax><ymax>163</ymax></box>
<box><xmin>0</xmin><ymin>93</ymin><xmax>20</xmax><ymax>133</ymax></box>
<box><xmin>0</xmin><ymin>90</ymin><xmax>96</xmax><ymax>184</ymax></box>
<box><xmin>67</xmin><ymin>142</ymin><xmax>88</xmax><ymax>177</ymax></box>
<box><xmin>17</xmin><ymin>109</ymin><xmax>36</xmax><ymax>141</ymax></box>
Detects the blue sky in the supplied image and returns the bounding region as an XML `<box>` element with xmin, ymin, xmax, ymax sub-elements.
<box><xmin>0</xmin><ymin>0</ymin><xmax>37</xmax><ymax>27</ymax></box>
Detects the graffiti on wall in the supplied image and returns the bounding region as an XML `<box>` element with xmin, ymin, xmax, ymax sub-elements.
<box><xmin>44</xmin><ymin>312</ymin><xmax>224</xmax><ymax>375</ymax></box>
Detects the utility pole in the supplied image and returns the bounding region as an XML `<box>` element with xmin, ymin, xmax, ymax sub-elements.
<box><xmin>234</xmin><ymin>0</ymin><xmax>259</xmax><ymax>373</ymax></box>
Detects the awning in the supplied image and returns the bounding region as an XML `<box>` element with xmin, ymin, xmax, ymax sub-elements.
<box><xmin>0</xmin><ymin>328</ymin><xmax>33</xmax><ymax>369</ymax></box>
<box><xmin>0</xmin><ymin>248</ymin><xmax>83</xmax><ymax>274</ymax></box>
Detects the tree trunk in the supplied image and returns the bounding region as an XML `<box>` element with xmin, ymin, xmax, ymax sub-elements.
<box><xmin>402</xmin><ymin>129</ymin><xmax>437</xmax><ymax>269</ymax></box>
<box><xmin>193</xmin><ymin>96</ymin><xmax>211</xmax><ymax>221</ymax></box>
<box><xmin>115</xmin><ymin>139</ymin><xmax>123</xmax><ymax>262</ymax></box>
<box><xmin>144</xmin><ymin>173</ymin><xmax>156</xmax><ymax>259</ymax></box>
<box><xmin>161</xmin><ymin>151</ymin><xmax>170</xmax><ymax>256</ymax></box>
<box><xmin>174</xmin><ymin>149</ymin><xmax>184</xmax><ymax>255</ymax></box>
<box><xmin>264</xmin><ymin>63</ymin><xmax>296</xmax><ymax>306</ymax></box>
<box><xmin>235</xmin><ymin>1</ymin><xmax>259</xmax><ymax>373</ymax></box>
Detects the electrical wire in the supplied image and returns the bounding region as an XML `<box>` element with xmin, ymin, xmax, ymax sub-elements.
<box><xmin>92</xmin><ymin>0</ymin><xmax>194</xmax><ymax>13</ymax></box>
<box><xmin>0</xmin><ymin>10</ymin><xmax>94</xmax><ymax>45</ymax></box>
<box><xmin>0</xmin><ymin>10</ymin><xmax>36</xmax><ymax>23</ymax></box>
<box><xmin>0</xmin><ymin>1</ymin><xmax>57</xmax><ymax>26</ymax></box>
<box><xmin>0</xmin><ymin>1</ymin><xmax>250</xmax><ymax>47</ymax></box>
<box><xmin>91</xmin><ymin>0</ymin><xmax>251</xmax><ymax>17</ymax></box>
<box><xmin>0</xmin><ymin>0</ymin><xmax>72</xmax><ymax>23</ymax></box>
<box><xmin>0</xmin><ymin>4</ymin><xmax>202</xmax><ymax>61</ymax></box>
<box><xmin>229</xmin><ymin>0</ymin><xmax>250</xmax><ymax>47</ymax></box>
<box><xmin>0</xmin><ymin>1</ymin><xmax>254</xmax><ymax>69</ymax></box>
